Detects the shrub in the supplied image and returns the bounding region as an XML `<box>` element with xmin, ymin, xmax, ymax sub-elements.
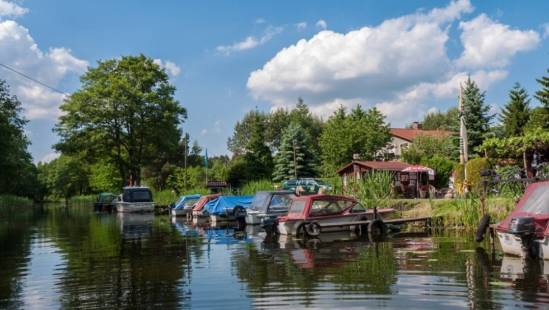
<box><xmin>240</xmin><ymin>179</ymin><xmax>276</xmax><ymax>195</ymax></box>
<box><xmin>344</xmin><ymin>171</ymin><xmax>394</xmax><ymax>209</ymax></box>
<box><xmin>421</xmin><ymin>155</ymin><xmax>455</xmax><ymax>188</ymax></box>
<box><xmin>465</xmin><ymin>157</ymin><xmax>491</xmax><ymax>194</ymax></box>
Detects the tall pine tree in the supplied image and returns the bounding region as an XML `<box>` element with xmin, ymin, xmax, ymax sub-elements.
<box><xmin>535</xmin><ymin>69</ymin><xmax>549</xmax><ymax>108</ymax></box>
<box><xmin>243</xmin><ymin>112</ymin><xmax>273</xmax><ymax>180</ymax></box>
<box><xmin>272</xmin><ymin>122</ymin><xmax>317</xmax><ymax>182</ymax></box>
<box><xmin>461</xmin><ymin>77</ymin><xmax>494</xmax><ymax>153</ymax></box>
<box><xmin>500</xmin><ymin>83</ymin><xmax>530</xmax><ymax>137</ymax></box>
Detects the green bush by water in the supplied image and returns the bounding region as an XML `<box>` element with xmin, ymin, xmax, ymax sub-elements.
<box><xmin>0</xmin><ymin>195</ymin><xmax>33</xmax><ymax>208</ymax></box>
<box><xmin>240</xmin><ymin>180</ymin><xmax>276</xmax><ymax>195</ymax></box>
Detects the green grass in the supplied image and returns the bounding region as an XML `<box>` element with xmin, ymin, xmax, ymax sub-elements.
<box><xmin>69</xmin><ymin>195</ymin><xmax>96</xmax><ymax>206</ymax></box>
<box><xmin>239</xmin><ymin>180</ymin><xmax>276</xmax><ymax>195</ymax></box>
<box><xmin>0</xmin><ymin>194</ymin><xmax>33</xmax><ymax>208</ymax></box>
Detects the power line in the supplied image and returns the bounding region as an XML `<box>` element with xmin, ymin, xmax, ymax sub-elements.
<box><xmin>0</xmin><ymin>63</ymin><xmax>69</xmax><ymax>95</ymax></box>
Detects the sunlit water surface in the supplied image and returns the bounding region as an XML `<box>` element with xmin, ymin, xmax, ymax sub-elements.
<box><xmin>1</xmin><ymin>205</ymin><xmax>548</xmax><ymax>309</ymax></box>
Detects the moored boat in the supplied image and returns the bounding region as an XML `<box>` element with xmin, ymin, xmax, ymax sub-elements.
<box><xmin>495</xmin><ymin>181</ymin><xmax>549</xmax><ymax>259</ymax></box>
<box><xmin>170</xmin><ymin>194</ymin><xmax>201</xmax><ymax>217</ymax></box>
<box><xmin>277</xmin><ymin>194</ymin><xmax>395</xmax><ymax>236</ymax></box>
<box><xmin>115</xmin><ymin>186</ymin><xmax>155</xmax><ymax>213</ymax></box>
<box><xmin>245</xmin><ymin>191</ymin><xmax>294</xmax><ymax>225</ymax></box>
<box><xmin>93</xmin><ymin>192</ymin><xmax>117</xmax><ymax>212</ymax></box>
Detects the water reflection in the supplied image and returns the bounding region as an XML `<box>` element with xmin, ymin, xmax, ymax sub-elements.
<box><xmin>2</xmin><ymin>205</ymin><xmax>549</xmax><ymax>308</ymax></box>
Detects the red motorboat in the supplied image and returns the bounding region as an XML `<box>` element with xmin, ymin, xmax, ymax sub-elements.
<box><xmin>277</xmin><ymin>194</ymin><xmax>394</xmax><ymax>237</ymax></box>
<box><xmin>495</xmin><ymin>181</ymin><xmax>549</xmax><ymax>259</ymax></box>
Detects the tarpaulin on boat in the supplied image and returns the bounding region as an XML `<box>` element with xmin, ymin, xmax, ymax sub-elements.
<box><xmin>174</xmin><ymin>194</ymin><xmax>201</xmax><ymax>210</ymax></box>
<box><xmin>203</xmin><ymin>195</ymin><xmax>253</xmax><ymax>215</ymax></box>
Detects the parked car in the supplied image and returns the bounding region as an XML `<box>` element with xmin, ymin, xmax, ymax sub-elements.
<box><xmin>115</xmin><ymin>186</ymin><xmax>155</xmax><ymax>213</ymax></box>
<box><xmin>245</xmin><ymin>191</ymin><xmax>295</xmax><ymax>225</ymax></box>
<box><xmin>277</xmin><ymin>194</ymin><xmax>394</xmax><ymax>237</ymax></box>
<box><xmin>94</xmin><ymin>192</ymin><xmax>117</xmax><ymax>212</ymax></box>
<box><xmin>282</xmin><ymin>178</ymin><xmax>332</xmax><ymax>195</ymax></box>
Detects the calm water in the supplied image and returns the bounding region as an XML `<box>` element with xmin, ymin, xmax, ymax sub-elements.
<box><xmin>1</xmin><ymin>205</ymin><xmax>548</xmax><ymax>309</ymax></box>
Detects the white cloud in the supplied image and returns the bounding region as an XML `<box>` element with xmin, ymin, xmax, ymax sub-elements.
<box><xmin>541</xmin><ymin>23</ymin><xmax>549</xmax><ymax>39</ymax></box>
<box><xmin>153</xmin><ymin>58</ymin><xmax>181</xmax><ymax>77</ymax></box>
<box><xmin>200</xmin><ymin>128</ymin><xmax>208</xmax><ymax>135</ymax></box>
<box><xmin>0</xmin><ymin>0</ymin><xmax>28</xmax><ymax>18</ymax></box>
<box><xmin>315</xmin><ymin>19</ymin><xmax>327</xmax><ymax>30</ymax></box>
<box><xmin>0</xmin><ymin>19</ymin><xmax>88</xmax><ymax>119</ymax></box>
<box><xmin>39</xmin><ymin>152</ymin><xmax>59</xmax><ymax>163</ymax></box>
<box><xmin>457</xmin><ymin>14</ymin><xmax>540</xmax><ymax>69</ymax></box>
<box><xmin>255</xmin><ymin>18</ymin><xmax>266</xmax><ymax>24</ymax></box>
<box><xmin>296</xmin><ymin>22</ymin><xmax>307</xmax><ymax>31</ymax></box>
<box><xmin>216</xmin><ymin>26</ymin><xmax>283</xmax><ymax>55</ymax></box>
<box><xmin>247</xmin><ymin>0</ymin><xmax>539</xmax><ymax>126</ymax></box>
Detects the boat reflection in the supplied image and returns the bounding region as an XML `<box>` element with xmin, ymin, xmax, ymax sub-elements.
<box><xmin>116</xmin><ymin>213</ymin><xmax>154</xmax><ymax>239</ymax></box>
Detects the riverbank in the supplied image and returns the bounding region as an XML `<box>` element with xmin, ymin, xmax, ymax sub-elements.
<box><xmin>0</xmin><ymin>195</ymin><xmax>34</xmax><ymax>208</ymax></box>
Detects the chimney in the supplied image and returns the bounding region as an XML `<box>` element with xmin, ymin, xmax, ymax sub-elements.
<box><xmin>411</xmin><ymin>121</ymin><xmax>422</xmax><ymax>130</ymax></box>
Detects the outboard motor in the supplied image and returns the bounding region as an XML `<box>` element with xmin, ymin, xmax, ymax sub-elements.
<box><xmin>509</xmin><ymin>217</ymin><xmax>537</xmax><ymax>258</ymax></box>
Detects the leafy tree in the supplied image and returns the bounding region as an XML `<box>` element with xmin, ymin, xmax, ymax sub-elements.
<box><xmin>0</xmin><ymin>79</ymin><xmax>37</xmax><ymax>197</ymax></box>
<box><xmin>209</xmin><ymin>156</ymin><xmax>230</xmax><ymax>181</ymax></box>
<box><xmin>401</xmin><ymin>135</ymin><xmax>457</xmax><ymax>164</ymax></box>
<box><xmin>166</xmin><ymin>166</ymin><xmax>205</xmax><ymax>193</ymax></box>
<box><xmin>421</xmin><ymin>108</ymin><xmax>459</xmax><ymax>130</ymax></box>
<box><xmin>89</xmin><ymin>160</ymin><xmax>122</xmax><ymax>192</ymax></box>
<box><xmin>421</xmin><ymin>155</ymin><xmax>455</xmax><ymax>188</ymax></box>
<box><xmin>459</xmin><ymin>77</ymin><xmax>494</xmax><ymax>154</ymax></box>
<box><xmin>46</xmin><ymin>155</ymin><xmax>90</xmax><ymax>201</ymax></box>
<box><xmin>319</xmin><ymin>105</ymin><xmax>390</xmax><ymax>176</ymax></box>
<box><xmin>272</xmin><ymin>122</ymin><xmax>317</xmax><ymax>182</ymax></box>
<box><xmin>500</xmin><ymin>83</ymin><xmax>530</xmax><ymax>137</ymax></box>
<box><xmin>525</xmin><ymin>107</ymin><xmax>549</xmax><ymax>131</ymax></box>
<box><xmin>55</xmin><ymin>55</ymin><xmax>186</xmax><ymax>186</ymax></box>
<box><xmin>227</xmin><ymin>110</ymin><xmax>268</xmax><ymax>155</ymax></box>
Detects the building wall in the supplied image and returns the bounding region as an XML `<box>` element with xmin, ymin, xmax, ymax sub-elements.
<box><xmin>386</xmin><ymin>136</ymin><xmax>411</xmax><ymax>158</ymax></box>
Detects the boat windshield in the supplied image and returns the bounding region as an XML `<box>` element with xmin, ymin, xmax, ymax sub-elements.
<box><xmin>184</xmin><ymin>198</ymin><xmax>200</xmax><ymax>206</ymax></box>
<box><xmin>309</xmin><ymin>199</ymin><xmax>349</xmax><ymax>217</ymax></box>
<box><xmin>289</xmin><ymin>200</ymin><xmax>307</xmax><ymax>216</ymax></box>
<box><xmin>123</xmin><ymin>188</ymin><xmax>153</xmax><ymax>203</ymax></box>
<box><xmin>522</xmin><ymin>185</ymin><xmax>549</xmax><ymax>215</ymax></box>
<box><xmin>267</xmin><ymin>194</ymin><xmax>293</xmax><ymax>213</ymax></box>
<box><xmin>251</xmin><ymin>192</ymin><xmax>271</xmax><ymax>211</ymax></box>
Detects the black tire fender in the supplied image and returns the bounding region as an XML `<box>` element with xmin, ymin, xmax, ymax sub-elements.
<box><xmin>475</xmin><ymin>215</ymin><xmax>491</xmax><ymax>242</ymax></box>
<box><xmin>233</xmin><ymin>206</ymin><xmax>245</xmax><ymax>218</ymax></box>
<box><xmin>305</xmin><ymin>222</ymin><xmax>321</xmax><ymax>237</ymax></box>
<box><xmin>368</xmin><ymin>219</ymin><xmax>386</xmax><ymax>238</ymax></box>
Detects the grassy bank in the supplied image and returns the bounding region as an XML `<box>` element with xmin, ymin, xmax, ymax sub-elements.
<box><xmin>394</xmin><ymin>197</ymin><xmax>515</xmax><ymax>229</ymax></box>
<box><xmin>0</xmin><ymin>195</ymin><xmax>34</xmax><ymax>208</ymax></box>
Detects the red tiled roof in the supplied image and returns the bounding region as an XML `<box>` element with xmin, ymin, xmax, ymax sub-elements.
<box><xmin>337</xmin><ymin>160</ymin><xmax>412</xmax><ymax>174</ymax></box>
<box><xmin>390</xmin><ymin>128</ymin><xmax>452</xmax><ymax>142</ymax></box>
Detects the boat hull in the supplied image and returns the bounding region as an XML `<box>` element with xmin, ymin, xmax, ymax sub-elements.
<box><xmin>171</xmin><ymin>207</ymin><xmax>193</xmax><ymax>217</ymax></box>
<box><xmin>278</xmin><ymin>213</ymin><xmax>377</xmax><ymax>236</ymax></box>
<box><xmin>497</xmin><ymin>231</ymin><xmax>549</xmax><ymax>260</ymax></box>
<box><xmin>116</xmin><ymin>202</ymin><xmax>154</xmax><ymax>213</ymax></box>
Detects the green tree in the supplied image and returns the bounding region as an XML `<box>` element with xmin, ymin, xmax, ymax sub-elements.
<box><xmin>272</xmin><ymin>122</ymin><xmax>317</xmax><ymax>182</ymax></box>
<box><xmin>243</xmin><ymin>113</ymin><xmax>273</xmax><ymax>180</ymax></box>
<box><xmin>500</xmin><ymin>83</ymin><xmax>530</xmax><ymax>137</ymax></box>
<box><xmin>460</xmin><ymin>77</ymin><xmax>494</xmax><ymax>154</ymax></box>
<box><xmin>401</xmin><ymin>135</ymin><xmax>456</xmax><ymax>164</ymax></box>
<box><xmin>534</xmin><ymin>69</ymin><xmax>549</xmax><ymax>108</ymax></box>
<box><xmin>0</xmin><ymin>79</ymin><xmax>37</xmax><ymax>197</ymax></box>
<box><xmin>89</xmin><ymin>160</ymin><xmax>122</xmax><ymax>192</ymax></box>
<box><xmin>55</xmin><ymin>55</ymin><xmax>186</xmax><ymax>186</ymax></box>
<box><xmin>47</xmin><ymin>155</ymin><xmax>90</xmax><ymax>201</ymax></box>
<box><xmin>227</xmin><ymin>110</ymin><xmax>268</xmax><ymax>155</ymax></box>
<box><xmin>319</xmin><ymin>105</ymin><xmax>390</xmax><ymax>176</ymax></box>
<box><xmin>421</xmin><ymin>107</ymin><xmax>459</xmax><ymax>130</ymax></box>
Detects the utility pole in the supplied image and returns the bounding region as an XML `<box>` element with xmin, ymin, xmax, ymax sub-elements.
<box><xmin>293</xmin><ymin>139</ymin><xmax>298</xmax><ymax>179</ymax></box>
<box><xmin>184</xmin><ymin>133</ymin><xmax>188</xmax><ymax>191</ymax></box>
<box><xmin>458</xmin><ymin>83</ymin><xmax>469</xmax><ymax>192</ymax></box>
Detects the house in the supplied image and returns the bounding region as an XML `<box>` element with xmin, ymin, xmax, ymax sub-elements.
<box><xmin>385</xmin><ymin>122</ymin><xmax>452</xmax><ymax>158</ymax></box>
<box><xmin>336</xmin><ymin>160</ymin><xmax>435</xmax><ymax>198</ymax></box>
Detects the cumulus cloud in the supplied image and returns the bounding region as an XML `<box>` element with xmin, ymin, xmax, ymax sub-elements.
<box><xmin>247</xmin><ymin>0</ymin><xmax>540</xmax><ymax>126</ymax></box>
<box><xmin>0</xmin><ymin>0</ymin><xmax>28</xmax><ymax>18</ymax></box>
<box><xmin>296</xmin><ymin>22</ymin><xmax>307</xmax><ymax>31</ymax></box>
<box><xmin>457</xmin><ymin>14</ymin><xmax>540</xmax><ymax>69</ymax></box>
<box><xmin>0</xmin><ymin>18</ymin><xmax>88</xmax><ymax>119</ymax></box>
<box><xmin>217</xmin><ymin>26</ymin><xmax>283</xmax><ymax>55</ymax></box>
<box><xmin>315</xmin><ymin>19</ymin><xmax>327</xmax><ymax>30</ymax></box>
<box><xmin>153</xmin><ymin>59</ymin><xmax>181</xmax><ymax>77</ymax></box>
<box><xmin>255</xmin><ymin>18</ymin><xmax>266</xmax><ymax>24</ymax></box>
<box><xmin>543</xmin><ymin>23</ymin><xmax>549</xmax><ymax>39</ymax></box>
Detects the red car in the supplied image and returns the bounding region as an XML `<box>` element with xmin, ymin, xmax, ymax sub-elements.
<box><xmin>277</xmin><ymin>194</ymin><xmax>394</xmax><ymax>237</ymax></box>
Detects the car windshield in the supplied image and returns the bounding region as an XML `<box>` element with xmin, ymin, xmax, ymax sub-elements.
<box><xmin>267</xmin><ymin>194</ymin><xmax>293</xmax><ymax>213</ymax></box>
<box><xmin>521</xmin><ymin>185</ymin><xmax>549</xmax><ymax>215</ymax></box>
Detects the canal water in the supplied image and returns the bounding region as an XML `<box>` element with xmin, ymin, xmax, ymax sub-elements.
<box><xmin>1</xmin><ymin>205</ymin><xmax>548</xmax><ymax>309</ymax></box>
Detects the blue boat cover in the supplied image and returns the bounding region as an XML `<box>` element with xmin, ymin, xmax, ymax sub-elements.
<box><xmin>174</xmin><ymin>194</ymin><xmax>202</xmax><ymax>209</ymax></box>
<box><xmin>203</xmin><ymin>195</ymin><xmax>253</xmax><ymax>215</ymax></box>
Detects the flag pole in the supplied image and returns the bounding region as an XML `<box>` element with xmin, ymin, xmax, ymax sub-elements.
<box><xmin>458</xmin><ymin>83</ymin><xmax>469</xmax><ymax>192</ymax></box>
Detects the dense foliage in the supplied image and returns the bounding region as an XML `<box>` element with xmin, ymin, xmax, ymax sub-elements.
<box><xmin>272</xmin><ymin>123</ymin><xmax>317</xmax><ymax>182</ymax></box>
<box><xmin>499</xmin><ymin>83</ymin><xmax>530</xmax><ymax>137</ymax></box>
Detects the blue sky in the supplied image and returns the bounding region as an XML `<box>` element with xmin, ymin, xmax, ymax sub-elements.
<box><xmin>0</xmin><ymin>0</ymin><xmax>547</xmax><ymax>162</ymax></box>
